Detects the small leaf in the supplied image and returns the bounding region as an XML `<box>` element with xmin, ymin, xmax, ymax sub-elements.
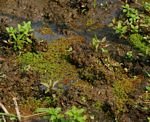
<box><xmin>26</xmin><ymin>38</ymin><xmax>32</xmax><ymax>43</ymax></box>
<box><xmin>145</xmin><ymin>86</ymin><xmax>150</xmax><ymax>91</ymax></box>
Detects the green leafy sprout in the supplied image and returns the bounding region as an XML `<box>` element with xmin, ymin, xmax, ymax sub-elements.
<box><xmin>115</xmin><ymin>21</ymin><xmax>127</xmax><ymax>37</ymax></box>
<box><xmin>125</xmin><ymin>51</ymin><xmax>133</xmax><ymax>60</ymax></box>
<box><xmin>6</xmin><ymin>21</ymin><xmax>33</xmax><ymax>51</ymax></box>
<box><xmin>35</xmin><ymin>107</ymin><xmax>64</xmax><ymax>122</ymax></box>
<box><xmin>143</xmin><ymin>2</ymin><xmax>150</xmax><ymax>12</ymax></box>
<box><xmin>41</xmin><ymin>80</ymin><xmax>58</xmax><ymax>93</ymax></box>
<box><xmin>65</xmin><ymin>106</ymin><xmax>87</xmax><ymax>122</ymax></box>
<box><xmin>112</xmin><ymin>2</ymin><xmax>150</xmax><ymax>56</ymax></box>
<box><xmin>93</xmin><ymin>0</ymin><xmax>97</xmax><ymax>9</ymax></box>
<box><xmin>122</xmin><ymin>4</ymin><xmax>139</xmax><ymax>23</ymax></box>
<box><xmin>35</xmin><ymin>106</ymin><xmax>87</xmax><ymax>122</ymax></box>
<box><xmin>91</xmin><ymin>35</ymin><xmax>100</xmax><ymax>52</ymax></box>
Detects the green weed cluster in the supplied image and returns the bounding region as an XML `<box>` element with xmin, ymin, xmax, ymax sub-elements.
<box><xmin>91</xmin><ymin>35</ymin><xmax>100</xmax><ymax>52</ymax></box>
<box><xmin>6</xmin><ymin>21</ymin><xmax>33</xmax><ymax>51</ymax></box>
<box><xmin>113</xmin><ymin>4</ymin><xmax>140</xmax><ymax>37</ymax></box>
<box><xmin>143</xmin><ymin>2</ymin><xmax>150</xmax><ymax>12</ymax></box>
<box><xmin>35</xmin><ymin>106</ymin><xmax>87</xmax><ymax>122</ymax></box>
<box><xmin>111</xmin><ymin>2</ymin><xmax>150</xmax><ymax>56</ymax></box>
<box><xmin>0</xmin><ymin>106</ymin><xmax>86</xmax><ymax>122</ymax></box>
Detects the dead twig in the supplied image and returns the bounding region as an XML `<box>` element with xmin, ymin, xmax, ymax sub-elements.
<box><xmin>0</xmin><ymin>102</ymin><xmax>9</xmax><ymax>114</ymax></box>
<box><xmin>13</xmin><ymin>97</ymin><xmax>21</xmax><ymax>122</ymax></box>
<box><xmin>0</xmin><ymin>102</ymin><xmax>9</xmax><ymax>122</ymax></box>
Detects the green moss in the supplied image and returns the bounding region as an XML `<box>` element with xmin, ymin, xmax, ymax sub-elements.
<box><xmin>18</xmin><ymin>52</ymin><xmax>45</xmax><ymax>72</ymax></box>
<box><xmin>113</xmin><ymin>80</ymin><xmax>128</xmax><ymax>99</ymax></box>
<box><xmin>18</xmin><ymin>38</ymin><xmax>79</xmax><ymax>83</ymax></box>
<box><xmin>113</xmin><ymin>77</ymin><xmax>141</xmax><ymax>114</ymax></box>
<box><xmin>93</xmin><ymin>101</ymin><xmax>103</xmax><ymax>110</ymax></box>
<box><xmin>113</xmin><ymin>80</ymin><xmax>129</xmax><ymax>114</ymax></box>
<box><xmin>130</xmin><ymin>34</ymin><xmax>150</xmax><ymax>56</ymax></box>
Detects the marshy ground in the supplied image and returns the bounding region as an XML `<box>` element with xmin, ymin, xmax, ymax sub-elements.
<box><xmin>0</xmin><ymin>0</ymin><xmax>150</xmax><ymax>122</ymax></box>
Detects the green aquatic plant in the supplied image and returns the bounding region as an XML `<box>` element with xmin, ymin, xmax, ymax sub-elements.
<box><xmin>145</xmin><ymin>86</ymin><xmax>150</xmax><ymax>91</ymax></box>
<box><xmin>112</xmin><ymin>2</ymin><xmax>150</xmax><ymax>37</ymax></box>
<box><xmin>41</xmin><ymin>80</ymin><xmax>58</xmax><ymax>93</ymax></box>
<box><xmin>143</xmin><ymin>2</ymin><xmax>150</xmax><ymax>12</ymax></box>
<box><xmin>66</xmin><ymin>106</ymin><xmax>86</xmax><ymax>122</ymax></box>
<box><xmin>91</xmin><ymin>35</ymin><xmax>100</xmax><ymax>52</ymax></box>
<box><xmin>35</xmin><ymin>107</ymin><xmax>64</xmax><ymax>122</ymax></box>
<box><xmin>6</xmin><ymin>21</ymin><xmax>33</xmax><ymax>51</ymax></box>
<box><xmin>93</xmin><ymin>0</ymin><xmax>97</xmax><ymax>9</ymax></box>
<box><xmin>35</xmin><ymin>106</ymin><xmax>86</xmax><ymax>122</ymax></box>
<box><xmin>112</xmin><ymin>3</ymin><xmax>140</xmax><ymax>37</ymax></box>
<box><xmin>115</xmin><ymin>21</ymin><xmax>127</xmax><ymax>37</ymax></box>
<box><xmin>125</xmin><ymin>51</ymin><xmax>133</xmax><ymax>60</ymax></box>
<box><xmin>112</xmin><ymin>2</ymin><xmax>150</xmax><ymax>56</ymax></box>
<box><xmin>130</xmin><ymin>24</ymin><xmax>139</xmax><ymax>33</ymax></box>
<box><xmin>122</xmin><ymin>4</ymin><xmax>139</xmax><ymax>23</ymax></box>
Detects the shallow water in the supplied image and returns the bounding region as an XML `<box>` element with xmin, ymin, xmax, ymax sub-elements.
<box><xmin>0</xmin><ymin>0</ymin><xmax>121</xmax><ymax>43</ymax></box>
<box><xmin>0</xmin><ymin>0</ymin><xmax>124</xmax><ymax>44</ymax></box>
<box><xmin>0</xmin><ymin>13</ymin><xmax>64</xmax><ymax>41</ymax></box>
<box><xmin>32</xmin><ymin>21</ymin><xmax>64</xmax><ymax>41</ymax></box>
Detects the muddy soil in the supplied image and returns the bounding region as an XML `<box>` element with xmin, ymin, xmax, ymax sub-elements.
<box><xmin>0</xmin><ymin>0</ymin><xmax>150</xmax><ymax>122</ymax></box>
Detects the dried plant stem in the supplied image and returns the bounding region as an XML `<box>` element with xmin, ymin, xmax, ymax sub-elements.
<box><xmin>21</xmin><ymin>112</ymin><xmax>48</xmax><ymax>119</ymax></box>
<box><xmin>0</xmin><ymin>102</ymin><xmax>9</xmax><ymax>122</ymax></box>
<box><xmin>0</xmin><ymin>102</ymin><xmax>9</xmax><ymax>114</ymax></box>
<box><xmin>13</xmin><ymin>97</ymin><xmax>21</xmax><ymax>121</ymax></box>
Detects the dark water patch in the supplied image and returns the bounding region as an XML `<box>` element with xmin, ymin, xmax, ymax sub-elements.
<box><xmin>0</xmin><ymin>0</ymin><xmax>122</xmax><ymax>43</ymax></box>
<box><xmin>32</xmin><ymin>21</ymin><xmax>64</xmax><ymax>41</ymax></box>
<box><xmin>74</xmin><ymin>26</ymin><xmax>129</xmax><ymax>45</ymax></box>
<box><xmin>47</xmin><ymin>0</ymin><xmax>123</xmax><ymax>44</ymax></box>
<box><xmin>0</xmin><ymin>0</ymin><xmax>128</xmax><ymax>45</ymax></box>
<box><xmin>0</xmin><ymin>12</ymin><xmax>64</xmax><ymax>41</ymax></box>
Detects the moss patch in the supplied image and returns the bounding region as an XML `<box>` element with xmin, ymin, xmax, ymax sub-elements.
<box><xmin>130</xmin><ymin>34</ymin><xmax>150</xmax><ymax>56</ymax></box>
<box><xmin>113</xmin><ymin>80</ymin><xmax>128</xmax><ymax>99</ymax></box>
<box><xmin>18</xmin><ymin>36</ymin><xmax>84</xmax><ymax>84</ymax></box>
<box><xmin>39</xmin><ymin>27</ymin><xmax>55</xmax><ymax>35</ymax></box>
<box><xmin>113</xmin><ymin>77</ymin><xmax>142</xmax><ymax>114</ymax></box>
